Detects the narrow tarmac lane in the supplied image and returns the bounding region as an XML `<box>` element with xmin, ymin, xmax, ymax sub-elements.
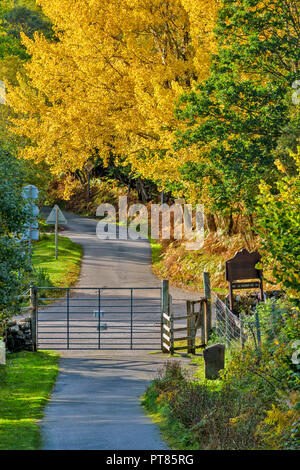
<box><xmin>41</xmin><ymin>208</ymin><xmax>200</xmax><ymax>300</ymax></box>
<box><xmin>39</xmin><ymin>209</ymin><xmax>199</xmax><ymax>450</ymax></box>
<box><xmin>40</xmin><ymin>351</ymin><xmax>195</xmax><ymax>450</ymax></box>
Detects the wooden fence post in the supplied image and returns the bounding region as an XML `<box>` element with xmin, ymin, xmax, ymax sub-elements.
<box><xmin>240</xmin><ymin>313</ymin><xmax>245</xmax><ymax>349</ymax></box>
<box><xmin>187</xmin><ymin>301</ymin><xmax>190</xmax><ymax>353</ymax></box>
<box><xmin>201</xmin><ymin>300</ymin><xmax>206</xmax><ymax>346</ymax></box>
<box><xmin>204</xmin><ymin>300</ymin><xmax>209</xmax><ymax>345</ymax></box>
<box><xmin>225</xmin><ymin>310</ymin><xmax>230</xmax><ymax>349</ymax></box>
<box><xmin>255</xmin><ymin>310</ymin><xmax>262</xmax><ymax>350</ymax></box>
<box><xmin>191</xmin><ymin>303</ymin><xmax>196</xmax><ymax>354</ymax></box>
<box><xmin>186</xmin><ymin>300</ymin><xmax>195</xmax><ymax>354</ymax></box>
<box><xmin>30</xmin><ymin>285</ymin><xmax>38</xmax><ymax>352</ymax></box>
<box><xmin>203</xmin><ymin>271</ymin><xmax>212</xmax><ymax>339</ymax></box>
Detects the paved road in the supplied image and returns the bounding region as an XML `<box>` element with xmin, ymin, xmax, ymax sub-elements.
<box><xmin>39</xmin><ymin>209</ymin><xmax>201</xmax><ymax>450</ymax></box>
<box><xmin>38</xmin><ymin>209</ymin><xmax>200</xmax><ymax>351</ymax></box>
<box><xmin>41</xmin><ymin>208</ymin><xmax>200</xmax><ymax>297</ymax></box>
<box><xmin>40</xmin><ymin>350</ymin><xmax>195</xmax><ymax>450</ymax></box>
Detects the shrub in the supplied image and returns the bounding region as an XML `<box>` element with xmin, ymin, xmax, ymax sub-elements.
<box><xmin>144</xmin><ymin>299</ymin><xmax>300</xmax><ymax>450</ymax></box>
<box><xmin>0</xmin><ymin>146</ymin><xmax>31</xmax><ymax>327</ymax></box>
<box><xmin>256</xmin><ymin>149</ymin><xmax>300</xmax><ymax>303</ymax></box>
<box><xmin>256</xmin><ymin>395</ymin><xmax>300</xmax><ymax>450</ymax></box>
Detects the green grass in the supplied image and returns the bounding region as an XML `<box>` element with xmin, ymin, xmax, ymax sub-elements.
<box><xmin>32</xmin><ymin>233</ymin><xmax>83</xmax><ymax>286</ymax></box>
<box><xmin>149</xmin><ymin>237</ymin><xmax>163</xmax><ymax>266</ymax></box>
<box><xmin>0</xmin><ymin>350</ymin><xmax>60</xmax><ymax>450</ymax></box>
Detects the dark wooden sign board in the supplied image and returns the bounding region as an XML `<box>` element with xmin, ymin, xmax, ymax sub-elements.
<box><xmin>225</xmin><ymin>248</ymin><xmax>264</xmax><ymax>314</ymax></box>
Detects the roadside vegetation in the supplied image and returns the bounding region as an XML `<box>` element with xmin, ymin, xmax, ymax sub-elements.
<box><xmin>0</xmin><ymin>0</ymin><xmax>299</xmax><ymax>452</ymax></box>
<box><xmin>143</xmin><ymin>299</ymin><xmax>300</xmax><ymax>450</ymax></box>
<box><xmin>32</xmin><ymin>233</ymin><xmax>83</xmax><ymax>288</ymax></box>
<box><xmin>0</xmin><ymin>350</ymin><xmax>59</xmax><ymax>450</ymax></box>
<box><xmin>2</xmin><ymin>0</ymin><xmax>298</xmax><ymax>301</ymax></box>
<box><xmin>4</xmin><ymin>0</ymin><xmax>299</xmax><ymax>302</ymax></box>
<box><xmin>150</xmin><ymin>234</ymin><xmax>283</xmax><ymax>294</ymax></box>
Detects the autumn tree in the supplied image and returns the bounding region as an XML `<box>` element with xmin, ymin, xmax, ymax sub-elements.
<box><xmin>7</xmin><ymin>0</ymin><xmax>220</xmax><ymax>191</ymax></box>
<box><xmin>0</xmin><ymin>1</ymin><xmax>55</xmax><ymax>195</ymax></box>
<box><xmin>174</xmin><ymin>0</ymin><xmax>300</xmax><ymax>232</ymax></box>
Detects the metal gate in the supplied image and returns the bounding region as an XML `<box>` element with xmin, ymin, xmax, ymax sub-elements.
<box><xmin>35</xmin><ymin>287</ymin><xmax>162</xmax><ymax>350</ymax></box>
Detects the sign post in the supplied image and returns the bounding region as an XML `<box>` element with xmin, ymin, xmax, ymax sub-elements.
<box><xmin>55</xmin><ymin>205</ymin><xmax>58</xmax><ymax>259</ymax></box>
<box><xmin>45</xmin><ymin>205</ymin><xmax>67</xmax><ymax>259</ymax></box>
<box><xmin>225</xmin><ymin>248</ymin><xmax>264</xmax><ymax>314</ymax></box>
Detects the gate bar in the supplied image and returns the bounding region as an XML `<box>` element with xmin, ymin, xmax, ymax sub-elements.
<box><xmin>37</xmin><ymin>286</ymin><xmax>161</xmax><ymax>290</ymax></box>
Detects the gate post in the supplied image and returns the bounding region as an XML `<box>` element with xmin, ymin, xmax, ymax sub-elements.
<box><xmin>187</xmin><ymin>301</ymin><xmax>196</xmax><ymax>354</ymax></box>
<box><xmin>191</xmin><ymin>303</ymin><xmax>196</xmax><ymax>354</ymax></box>
<box><xmin>201</xmin><ymin>299</ymin><xmax>210</xmax><ymax>346</ymax></box>
<box><xmin>161</xmin><ymin>280</ymin><xmax>169</xmax><ymax>352</ymax></box>
<box><xmin>203</xmin><ymin>271</ymin><xmax>212</xmax><ymax>339</ymax></box>
<box><xmin>169</xmin><ymin>294</ymin><xmax>174</xmax><ymax>356</ymax></box>
<box><xmin>30</xmin><ymin>285</ymin><xmax>38</xmax><ymax>352</ymax></box>
<box><xmin>200</xmin><ymin>300</ymin><xmax>206</xmax><ymax>346</ymax></box>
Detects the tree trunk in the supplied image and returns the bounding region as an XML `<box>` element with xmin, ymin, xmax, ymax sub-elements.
<box><xmin>227</xmin><ymin>213</ymin><xmax>234</xmax><ymax>236</ymax></box>
<box><xmin>136</xmin><ymin>178</ymin><xmax>148</xmax><ymax>203</ymax></box>
<box><xmin>206</xmin><ymin>213</ymin><xmax>217</xmax><ymax>233</ymax></box>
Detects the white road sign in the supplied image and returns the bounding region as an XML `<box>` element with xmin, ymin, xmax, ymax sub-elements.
<box><xmin>46</xmin><ymin>205</ymin><xmax>67</xmax><ymax>225</ymax></box>
<box><xmin>22</xmin><ymin>184</ymin><xmax>39</xmax><ymax>201</ymax></box>
<box><xmin>22</xmin><ymin>228</ymin><xmax>39</xmax><ymax>241</ymax></box>
<box><xmin>22</xmin><ymin>185</ymin><xmax>40</xmax><ymax>243</ymax></box>
<box><xmin>25</xmin><ymin>202</ymin><xmax>39</xmax><ymax>217</ymax></box>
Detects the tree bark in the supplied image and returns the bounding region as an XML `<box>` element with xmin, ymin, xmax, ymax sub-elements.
<box><xmin>206</xmin><ymin>213</ymin><xmax>217</xmax><ymax>233</ymax></box>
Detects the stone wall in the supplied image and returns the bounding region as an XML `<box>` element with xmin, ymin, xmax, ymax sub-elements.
<box><xmin>5</xmin><ymin>317</ymin><xmax>33</xmax><ymax>352</ymax></box>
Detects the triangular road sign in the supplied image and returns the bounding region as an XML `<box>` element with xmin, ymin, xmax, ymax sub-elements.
<box><xmin>45</xmin><ymin>205</ymin><xmax>67</xmax><ymax>224</ymax></box>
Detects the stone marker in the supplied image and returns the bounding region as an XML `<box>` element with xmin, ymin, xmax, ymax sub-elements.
<box><xmin>203</xmin><ymin>343</ymin><xmax>225</xmax><ymax>379</ymax></box>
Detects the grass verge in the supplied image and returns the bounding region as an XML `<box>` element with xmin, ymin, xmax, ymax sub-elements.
<box><xmin>141</xmin><ymin>361</ymin><xmax>200</xmax><ymax>450</ymax></box>
<box><xmin>142</xmin><ymin>383</ymin><xmax>199</xmax><ymax>450</ymax></box>
<box><xmin>32</xmin><ymin>233</ymin><xmax>83</xmax><ymax>286</ymax></box>
<box><xmin>141</xmin><ymin>358</ymin><xmax>224</xmax><ymax>450</ymax></box>
<box><xmin>149</xmin><ymin>237</ymin><xmax>163</xmax><ymax>268</ymax></box>
<box><xmin>149</xmin><ymin>233</ymin><xmax>281</xmax><ymax>294</ymax></box>
<box><xmin>0</xmin><ymin>350</ymin><xmax>60</xmax><ymax>450</ymax></box>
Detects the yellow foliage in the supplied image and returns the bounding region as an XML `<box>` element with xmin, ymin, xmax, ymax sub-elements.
<box><xmin>7</xmin><ymin>0</ymin><xmax>220</xmax><ymax>191</ymax></box>
<box><xmin>229</xmin><ymin>412</ymin><xmax>251</xmax><ymax>428</ymax></box>
<box><xmin>256</xmin><ymin>393</ymin><xmax>300</xmax><ymax>450</ymax></box>
<box><xmin>58</xmin><ymin>175</ymin><xmax>82</xmax><ymax>201</ymax></box>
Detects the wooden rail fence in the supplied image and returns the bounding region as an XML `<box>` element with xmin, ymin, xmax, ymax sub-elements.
<box><xmin>161</xmin><ymin>275</ymin><xmax>212</xmax><ymax>355</ymax></box>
